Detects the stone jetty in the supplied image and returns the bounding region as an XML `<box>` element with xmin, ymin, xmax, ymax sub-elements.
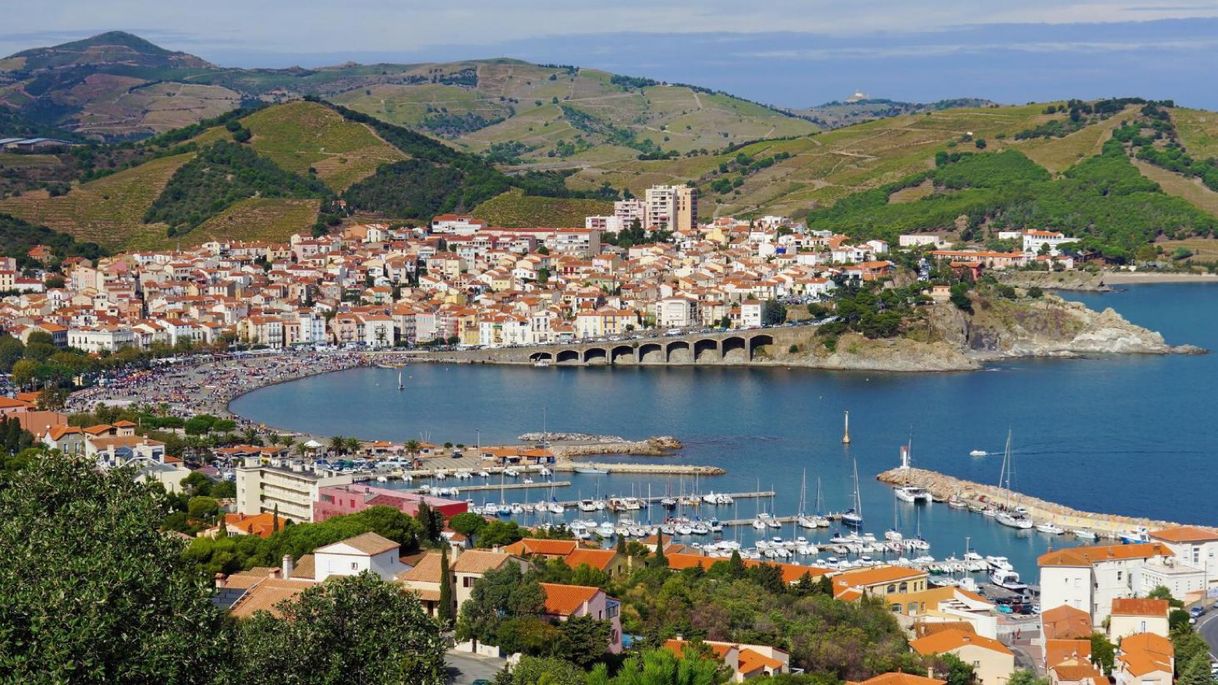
<box><xmin>877</xmin><ymin>467</ymin><xmax>1187</xmax><ymax>538</ymax></box>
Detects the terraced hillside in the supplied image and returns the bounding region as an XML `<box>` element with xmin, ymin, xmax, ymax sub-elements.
<box><xmin>0</xmin><ymin>153</ymin><xmax>193</xmax><ymax>249</ymax></box>
<box><xmin>311</xmin><ymin>61</ymin><xmax>818</xmax><ymax>159</ymax></box>
<box><xmin>242</xmin><ymin>101</ymin><xmax>405</xmax><ymax>191</ymax></box>
<box><xmin>471</xmin><ymin>189</ymin><xmax>612</xmax><ymax>228</ymax></box>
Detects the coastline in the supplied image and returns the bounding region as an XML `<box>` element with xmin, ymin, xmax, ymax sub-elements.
<box><xmin>1102</xmin><ymin>271</ymin><xmax>1218</xmax><ymax>285</ymax></box>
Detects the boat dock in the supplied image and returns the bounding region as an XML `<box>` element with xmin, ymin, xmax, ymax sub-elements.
<box><xmin>877</xmin><ymin>467</ymin><xmax>1182</xmax><ymax>538</ymax></box>
<box><xmin>552</xmin><ymin>462</ymin><xmax>725</xmax><ymax>476</ymax></box>
<box><xmin>420</xmin><ymin>480</ymin><xmax>573</xmax><ymax>494</ymax></box>
<box><xmin>548</xmin><ymin>489</ymin><xmax>776</xmax><ymax>508</ymax></box>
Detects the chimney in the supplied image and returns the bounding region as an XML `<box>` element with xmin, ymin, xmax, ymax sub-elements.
<box><xmin>214</xmin><ymin>572</ymin><xmax>227</xmax><ymax>589</ymax></box>
<box><xmin>282</xmin><ymin>554</ymin><xmax>294</xmax><ymax>580</ymax></box>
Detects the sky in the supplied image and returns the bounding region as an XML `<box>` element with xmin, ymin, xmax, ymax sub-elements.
<box><xmin>4</xmin><ymin>1</ymin><xmax>1218</xmax><ymax>108</ymax></box>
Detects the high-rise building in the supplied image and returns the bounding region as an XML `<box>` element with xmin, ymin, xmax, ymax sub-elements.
<box><xmin>674</xmin><ymin>186</ymin><xmax>698</xmax><ymax>232</ymax></box>
<box><xmin>613</xmin><ymin>199</ymin><xmax>645</xmax><ymax>231</ymax></box>
<box><xmin>642</xmin><ymin>185</ymin><xmax>697</xmax><ymax>232</ymax></box>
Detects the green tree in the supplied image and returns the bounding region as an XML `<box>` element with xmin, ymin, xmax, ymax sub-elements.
<box><xmin>761</xmin><ymin>299</ymin><xmax>787</xmax><ymax>326</ymax></box>
<box><xmin>0</xmin><ymin>455</ymin><xmax>231</xmax><ymax>682</ymax></box>
<box><xmin>1008</xmin><ymin>670</ymin><xmax>1049</xmax><ymax>685</ymax></box>
<box><xmin>498</xmin><ymin>655</ymin><xmax>585</xmax><ymax>685</ymax></box>
<box><xmin>587</xmin><ymin>647</ymin><xmax>723</xmax><ymax>685</ymax></box>
<box><xmin>449</xmin><ymin>511</ymin><xmax>487</xmax><ymax>538</ymax></box>
<box><xmin>233</xmin><ymin>571</ymin><xmax>446</xmax><ymax>685</ymax></box>
<box><xmin>456</xmin><ymin>563</ymin><xmax>544</xmax><ymax>645</ymax></box>
<box><xmin>439</xmin><ymin>545</ymin><xmax>455</xmax><ymax>626</ymax></box>
<box><xmin>1177</xmin><ymin>651</ymin><xmax>1216</xmax><ymax>685</ymax></box>
<box><xmin>557</xmin><ymin>614</ymin><xmax>612</xmax><ymax>668</ymax></box>
<box><xmin>1090</xmin><ymin>632</ymin><xmax>1116</xmax><ymax>675</ymax></box>
<box><xmin>935</xmin><ymin>652</ymin><xmax>976</xmax><ymax>685</ymax></box>
<box><xmin>187</xmin><ymin>495</ymin><xmax>220</xmax><ymax>520</ymax></box>
<box><xmin>0</xmin><ymin>335</ymin><xmax>25</xmax><ymax>373</ymax></box>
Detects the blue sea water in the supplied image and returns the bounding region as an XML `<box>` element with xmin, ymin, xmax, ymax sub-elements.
<box><xmin>231</xmin><ymin>284</ymin><xmax>1218</xmax><ymax>577</ymax></box>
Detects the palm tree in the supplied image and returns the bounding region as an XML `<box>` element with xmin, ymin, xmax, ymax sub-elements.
<box><xmin>343</xmin><ymin>437</ymin><xmax>362</xmax><ymax>455</ymax></box>
<box><xmin>329</xmin><ymin>435</ymin><xmax>346</xmax><ymax>454</ymax></box>
<box><xmin>404</xmin><ymin>439</ymin><xmax>421</xmax><ymax>457</ymax></box>
<box><xmin>241</xmin><ymin>427</ymin><xmax>260</xmax><ymax>445</ymax></box>
<box><xmin>280</xmin><ymin>436</ymin><xmax>297</xmax><ymax>455</ymax></box>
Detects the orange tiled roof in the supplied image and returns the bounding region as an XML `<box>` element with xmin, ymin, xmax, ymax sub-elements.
<box><xmin>1111</xmin><ymin>598</ymin><xmax>1168</xmax><ymax>617</ymax></box>
<box><xmin>910</xmin><ymin>628</ymin><xmax>1013</xmax><ymax>657</ymax></box>
<box><xmin>539</xmin><ymin>582</ymin><xmax>600</xmax><ymax>616</ymax></box>
<box><xmin>738</xmin><ymin>648</ymin><xmax>784</xmax><ymax>675</ymax></box>
<box><xmin>1038</xmin><ymin>542</ymin><xmax>1172</xmax><ymax>567</ymax></box>
<box><xmin>1042</xmin><ymin>604</ymin><xmax>1092</xmax><ymax>640</ymax></box>
<box><xmin>849</xmin><ymin>673</ymin><xmax>947</xmax><ymax>685</ymax></box>
<box><xmin>1149</xmin><ymin>525</ymin><xmax>1218</xmax><ymax>543</ymax></box>
<box><xmin>1046</xmin><ymin>639</ymin><xmax>1092</xmax><ymax>669</ymax></box>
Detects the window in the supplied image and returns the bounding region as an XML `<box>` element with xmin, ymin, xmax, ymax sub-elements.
<box><xmin>1117</xmin><ymin>571</ymin><xmax>1123</xmax><ymax>581</ymax></box>
<box><xmin>887</xmin><ymin>584</ymin><xmax>896</xmax><ymax>593</ymax></box>
<box><xmin>351</xmin><ymin>562</ymin><xmax>358</xmax><ymax>570</ymax></box>
<box><xmin>463</xmin><ymin>577</ymin><xmax>474</xmax><ymax>588</ymax></box>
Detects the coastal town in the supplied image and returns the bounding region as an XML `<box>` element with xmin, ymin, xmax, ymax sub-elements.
<box><xmin>2</xmin><ymin>184</ymin><xmax>1215</xmax><ymax>683</ymax></box>
<box><xmin>6</xmin><ymin>8</ymin><xmax>1218</xmax><ymax>684</ymax></box>
<box><xmin>0</xmin><ymin>184</ymin><xmax>1082</xmax><ymax>355</ymax></box>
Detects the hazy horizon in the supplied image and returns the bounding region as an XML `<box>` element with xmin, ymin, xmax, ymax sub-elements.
<box><xmin>5</xmin><ymin>2</ymin><xmax>1218</xmax><ymax>108</ymax></box>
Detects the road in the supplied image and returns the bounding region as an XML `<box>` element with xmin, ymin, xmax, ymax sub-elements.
<box><xmin>1197</xmin><ymin>611</ymin><xmax>1218</xmax><ymax>659</ymax></box>
<box><xmin>446</xmin><ymin>650</ymin><xmax>506</xmax><ymax>684</ymax></box>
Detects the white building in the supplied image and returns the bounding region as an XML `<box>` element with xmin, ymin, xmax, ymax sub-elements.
<box><xmin>1148</xmin><ymin>526</ymin><xmax>1218</xmax><ymax>585</ymax></box>
<box><xmin>613</xmin><ymin>198</ymin><xmax>645</xmax><ymax>230</ymax></box>
<box><xmin>235</xmin><ymin>463</ymin><xmax>353</xmax><ymax>523</ymax></box>
<box><xmin>1022</xmin><ymin>230</ymin><xmax>1077</xmax><ymax>256</ymax></box>
<box><xmin>585</xmin><ymin>215</ymin><xmax>625</xmax><ymax>234</ymax></box>
<box><xmin>653</xmin><ymin>296</ymin><xmax>698</xmax><ymax>329</ymax></box>
<box><xmin>67</xmin><ymin>326</ymin><xmax>136</xmax><ymax>353</ymax></box>
<box><xmin>313</xmin><ymin>532</ymin><xmax>407</xmax><ymax>581</ymax></box>
<box><xmin>1038</xmin><ymin>542</ymin><xmax>1177</xmax><ymax>627</ymax></box>
<box><xmin>898</xmin><ymin>234</ymin><xmax>949</xmax><ymax>248</ymax></box>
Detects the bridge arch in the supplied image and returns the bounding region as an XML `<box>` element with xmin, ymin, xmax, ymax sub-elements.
<box><xmin>638</xmin><ymin>342</ymin><xmax>665</xmax><ymax>364</ymax></box>
<box><xmin>693</xmin><ymin>338</ymin><xmax>719</xmax><ymax>363</ymax></box>
<box><xmin>611</xmin><ymin>345</ymin><xmax>636</xmax><ymax>365</ymax></box>
<box><xmin>556</xmin><ymin>349</ymin><xmax>581</xmax><ymax>365</ymax></box>
<box><xmin>667</xmin><ymin>340</ymin><xmax>692</xmax><ymax>364</ymax></box>
<box><xmin>583</xmin><ymin>347</ymin><xmax>608</xmax><ymax>365</ymax></box>
<box><xmin>748</xmin><ymin>334</ymin><xmax>775</xmax><ymax>361</ymax></box>
<box><xmin>721</xmin><ymin>336</ymin><xmax>747</xmax><ymax>363</ymax></box>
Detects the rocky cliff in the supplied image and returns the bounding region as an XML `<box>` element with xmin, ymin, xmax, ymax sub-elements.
<box><xmin>765</xmin><ymin>292</ymin><xmax>1201</xmax><ymax>372</ymax></box>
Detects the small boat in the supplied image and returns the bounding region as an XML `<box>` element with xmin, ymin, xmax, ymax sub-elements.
<box><xmin>574</xmin><ymin>466</ymin><xmax>608</xmax><ymax>475</ymax></box>
<box><xmin>969</xmin><ymin>449</ymin><xmax>987</xmax><ymax>457</ymax></box>
<box><xmin>578</xmin><ymin>499</ymin><xmax>598</xmax><ymax>512</ymax></box>
<box><xmin>990</xmin><ymin>569</ymin><xmax>1027</xmax><ymax>591</ymax></box>
<box><xmin>376</xmin><ymin>475</ymin><xmax>388</xmax><ymax>483</ymax></box>
<box><xmin>841</xmin><ymin>510</ymin><xmax>863</xmax><ymax>527</ymax></box>
<box><xmin>1036</xmin><ymin>522</ymin><xmax>1065</xmax><ymax>535</ymax></box>
<box><xmin>752</xmin><ymin>518</ymin><xmax>767</xmax><ymax>530</ymax></box>
<box><xmin>660</xmin><ymin>497</ymin><xmax>677</xmax><ymax>509</ymax></box>
<box><xmin>1120</xmin><ymin>527</ymin><xmax>1150</xmax><ymax>544</ymax></box>
<box><xmin>533</xmin><ymin>359</ymin><xmax>552</xmax><ymax>368</ymax></box>
<box><xmin>1073</xmin><ymin>529</ymin><xmax>1099</xmax><ymax>540</ymax></box>
<box><xmin>948</xmin><ymin>496</ymin><xmax>966</xmax><ymax>509</ymax></box>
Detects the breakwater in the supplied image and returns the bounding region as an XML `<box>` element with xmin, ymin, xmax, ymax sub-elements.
<box><xmin>876</xmin><ymin>467</ymin><xmax>1188</xmax><ymax>538</ymax></box>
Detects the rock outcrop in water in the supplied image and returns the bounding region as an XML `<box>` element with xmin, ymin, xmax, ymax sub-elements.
<box><xmin>764</xmin><ymin>292</ymin><xmax>1202</xmax><ymax>372</ymax></box>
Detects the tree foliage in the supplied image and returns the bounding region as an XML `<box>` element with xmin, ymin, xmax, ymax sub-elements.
<box><xmin>233</xmin><ymin>571</ymin><xmax>446</xmax><ymax>685</ymax></box>
<box><xmin>0</xmin><ymin>455</ymin><xmax>230</xmax><ymax>683</ymax></box>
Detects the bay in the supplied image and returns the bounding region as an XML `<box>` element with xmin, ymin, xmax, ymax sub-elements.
<box><xmin>231</xmin><ymin>283</ymin><xmax>1218</xmax><ymax>577</ymax></box>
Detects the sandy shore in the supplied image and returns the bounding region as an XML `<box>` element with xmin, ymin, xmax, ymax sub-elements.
<box><xmin>1103</xmin><ymin>271</ymin><xmax>1218</xmax><ymax>285</ymax></box>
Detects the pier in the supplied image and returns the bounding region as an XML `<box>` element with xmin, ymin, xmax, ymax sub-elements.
<box><xmin>877</xmin><ymin>467</ymin><xmax>1182</xmax><ymax>538</ymax></box>
<box><xmin>418</xmin><ymin>480</ymin><xmax>573</xmax><ymax>494</ymax></box>
<box><xmin>552</xmin><ymin>462</ymin><xmax>725</xmax><ymax>475</ymax></box>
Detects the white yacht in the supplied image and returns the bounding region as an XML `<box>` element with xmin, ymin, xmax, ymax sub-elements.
<box><xmin>894</xmin><ymin>486</ymin><xmax>932</xmax><ymax>504</ymax></box>
<box><xmin>1036</xmin><ymin>521</ymin><xmax>1064</xmax><ymax>535</ymax></box>
<box><xmin>989</xmin><ymin>569</ymin><xmax>1027</xmax><ymax>591</ymax></box>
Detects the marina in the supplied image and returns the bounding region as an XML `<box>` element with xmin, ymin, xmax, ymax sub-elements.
<box><xmin>230</xmin><ymin>283</ymin><xmax>1218</xmax><ymax>578</ymax></box>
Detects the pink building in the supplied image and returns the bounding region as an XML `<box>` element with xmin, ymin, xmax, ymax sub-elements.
<box><xmin>313</xmin><ymin>484</ymin><xmax>467</xmax><ymax>522</ymax></box>
<box><xmin>540</xmin><ymin>582</ymin><xmax>623</xmax><ymax>654</ymax></box>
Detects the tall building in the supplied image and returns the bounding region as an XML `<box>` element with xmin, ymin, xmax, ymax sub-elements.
<box><xmin>674</xmin><ymin>185</ymin><xmax>698</xmax><ymax>232</ymax></box>
<box><xmin>642</xmin><ymin>185</ymin><xmax>697</xmax><ymax>232</ymax></box>
<box><xmin>613</xmin><ymin>199</ymin><xmax>645</xmax><ymax>231</ymax></box>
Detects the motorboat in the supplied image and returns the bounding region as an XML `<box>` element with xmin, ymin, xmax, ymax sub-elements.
<box><xmin>948</xmin><ymin>496</ymin><xmax>966</xmax><ymax>509</ymax></box>
<box><xmin>1120</xmin><ymin>527</ymin><xmax>1150</xmax><ymax>544</ymax></box>
<box><xmin>660</xmin><ymin>497</ymin><xmax>677</xmax><ymax>509</ymax></box>
<box><xmin>985</xmin><ymin>555</ymin><xmax>1013</xmax><ymax>571</ymax></box>
<box><xmin>574</xmin><ymin>466</ymin><xmax>608</xmax><ymax>475</ymax></box>
<box><xmin>884</xmin><ymin>529</ymin><xmax>904</xmax><ymax>542</ymax></box>
<box><xmin>1036</xmin><ymin>522</ymin><xmax>1065</xmax><ymax>535</ymax></box>
<box><xmin>1073</xmin><ymin>529</ymin><xmax>1099</xmax><ymax>541</ymax></box>
<box><xmin>990</xmin><ymin>569</ymin><xmax>1027</xmax><ymax>591</ymax></box>
<box><xmin>797</xmin><ymin>515</ymin><xmax>818</xmax><ymax>530</ymax></box>
<box><xmin>969</xmin><ymin>449</ymin><xmax>987</xmax><ymax>457</ymax></box>
<box><xmin>752</xmin><ymin>518</ymin><xmax>767</xmax><ymax>530</ymax></box>
<box><xmin>578</xmin><ymin>499</ymin><xmax>598</xmax><ymax>512</ymax></box>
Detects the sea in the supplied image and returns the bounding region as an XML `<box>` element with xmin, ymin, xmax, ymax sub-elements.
<box><xmin>230</xmin><ymin>283</ymin><xmax>1218</xmax><ymax>579</ymax></box>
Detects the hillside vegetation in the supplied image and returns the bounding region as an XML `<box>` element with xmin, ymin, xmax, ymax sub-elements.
<box><xmin>242</xmin><ymin>101</ymin><xmax>405</xmax><ymax>191</ymax></box>
<box><xmin>806</xmin><ymin>144</ymin><xmax>1216</xmax><ymax>260</ymax></box>
<box><xmin>144</xmin><ymin>141</ymin><xmax>330</xmax><ymax>237</ymax></box>
<box><xmin>471</xmin><ymin>189</ymin><xmax>613</xmax><ymax>228</ymax></box>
